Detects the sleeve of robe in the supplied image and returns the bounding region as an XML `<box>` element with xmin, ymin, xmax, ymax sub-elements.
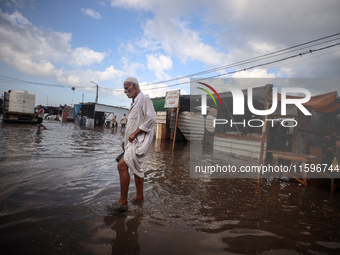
<box><xmin>139</xmin><ymin>96</ymin><xmax>156</xmax><ymax>133</ymax></box>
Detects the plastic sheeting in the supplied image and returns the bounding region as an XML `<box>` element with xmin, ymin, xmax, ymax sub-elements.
<box><xmin>74</xmin><ymin>104</ymin><xmax>81</xmax><ymax>119</ymax></box>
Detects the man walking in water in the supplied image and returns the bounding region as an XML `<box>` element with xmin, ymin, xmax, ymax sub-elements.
<box><xmin>35</xmin><ymin>105</ymin><xmax>47</xmax><ymax>130</ymax></box>
<box><xmin>111</xmin><ymin>77</ymin><xmax>156</xmax><ymax>212</ymax></box>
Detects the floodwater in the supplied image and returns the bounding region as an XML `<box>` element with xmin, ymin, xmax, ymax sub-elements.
<box><xmin>1</xmin><ymin>120</ymin><xmax>340</xmax><ymax>255</ymax></box>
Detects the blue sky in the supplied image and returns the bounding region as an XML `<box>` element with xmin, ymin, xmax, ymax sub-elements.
<box><xmin>0</xmin><ymin>0</ymin><xmax>340</xmax><ymax>107</ymax></box>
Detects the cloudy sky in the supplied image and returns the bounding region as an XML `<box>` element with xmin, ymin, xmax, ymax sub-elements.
<box><xmin>0</xmin><ymin>0</ymin><xmax>340</xmax><ymax>107</ymax></box>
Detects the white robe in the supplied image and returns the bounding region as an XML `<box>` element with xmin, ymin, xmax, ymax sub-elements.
<box><xmin>124</xmin><ymin>92</ymin><xmax>156</xmax><ymax>178</ymax></box>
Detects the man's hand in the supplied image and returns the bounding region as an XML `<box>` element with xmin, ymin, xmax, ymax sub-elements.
<box><xmin>129</xmin><ymin>132</ymin><xmax>138</xmax><ymax>143</ymax></box>
<box><xmin>128</xmin><ymin>128</ymin><xmax>143</xmax><ymax>143</ymax></box>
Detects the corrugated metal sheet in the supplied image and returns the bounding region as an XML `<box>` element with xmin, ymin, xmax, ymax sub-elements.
<box><xmin>156</xmin><ymin>111</ymin><xmax>167</xmax><ymax>124</ymax></box>
<box><xmin>213</xmin><ymin>136</ymin><xmax>263</xmax><ymax>159</ymax></box>
<box><xmin>170</xmin><ymin>111</ymin><xmax>215</xmax><ymax>141</ymax></box>
<box><xmin>167</xmin><ymin>110</ymin><xmax>262</xmax><ymax>159</ymax></box>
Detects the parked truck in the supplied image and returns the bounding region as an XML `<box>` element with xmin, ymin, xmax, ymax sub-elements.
<box><xmin>2</xmin><ymin>90</ymin><xmax>38</xmax><ymax>124</ymax></box>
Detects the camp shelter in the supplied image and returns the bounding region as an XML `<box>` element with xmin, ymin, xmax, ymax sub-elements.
<box><xmin>211</xmin><ymin>85</ymin><xmax>271</xmax><ymax>162</ymax></box>
<box><xmin>43</xmin><ymin>106</ymin><xmax>63</xmax><ymax>120</ymax></box>
<box><xmin>60</xmin><ymin>105</ymin><xmax>74</xmax><ymax>122</ymax></box>
<box><xmin>207</xmin><ymin>84</ymin><xmax>340</xmax><ymax>175</ymax></box>
<box><xmin>276</xmin><ymin>90</ymin><xmax>340</xmax><ymax>164</ymax></box>
<box><xmin>152</xmin><ymin>95</ymin><xmax>214</xmax><ymax>142</ymax></box>
<box><xmin>152</xmin><ymin>97</ymin><xmax>171</xmax><ymax>140</ymax></box>
<box><xmin>152</xmin><ymin>85</ymin><xmax>340</xmax><ymax>173</ymax></box>
<box><xmin>75</xmin><ymin>102</ymin><xmax>129</xmax><ymax>128</ymax></box>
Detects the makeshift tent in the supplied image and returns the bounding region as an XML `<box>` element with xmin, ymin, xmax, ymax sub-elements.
<box><xmin>209</xmin><ymin>84</ymin><xmax>340</xmax><ymax>159</ymax></box>
<box><xmin>277</xmin><ymin>91</ymin><xmax>340</xmax><ymax>115</ymax></box>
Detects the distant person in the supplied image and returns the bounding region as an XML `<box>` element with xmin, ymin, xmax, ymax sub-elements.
<box><xmin>111</xmin><ymin>115</ymin><xmax>117</xmax><ymax>128</ymax></box>
<box><xmin>35</xmin><ymin>105</ymin><xmax>47</xmax><ymax>130</ymax></box>
<box><xmin>120</xmin><ymin>114</ymin><xmax>127</xmax><ymax>132</ymax></box>
<box><xmin>110</xmin><ymin>77</ymin><xmax>156</xmax><ymax>212</ymax></box>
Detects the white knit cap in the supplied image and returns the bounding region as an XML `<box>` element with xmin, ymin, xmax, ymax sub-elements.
<box><xmin>124</xmin><ymin>77</ymin><xmax>139</xmax><ymax>85</ymax></box>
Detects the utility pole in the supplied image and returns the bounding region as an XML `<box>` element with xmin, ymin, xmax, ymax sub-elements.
<box><xmin>96</xmin><ymin>85</ymin><xmax>98</xmax><ymax>104</ymax></box>
<box><xmin>90</xmin><ymin>81</ymin><xmax>99</xmax><ymax>104</ymax></box>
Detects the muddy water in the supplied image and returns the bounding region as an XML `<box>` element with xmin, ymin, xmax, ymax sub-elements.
<box><xmin>1</xmin><ymin>120</ymin><xmax>340</xmax><ymax>255</ymax></box>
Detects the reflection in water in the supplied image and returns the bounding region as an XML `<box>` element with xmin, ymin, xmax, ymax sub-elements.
<box><xmin>104</xmin><ymin>212</ymin><xmax>142</xmax><ymax>255</ymax></box>
<box><xmin>0</xmin><ymin>121</ymin><xmax>340</xmax><ymax>254</ymax></box>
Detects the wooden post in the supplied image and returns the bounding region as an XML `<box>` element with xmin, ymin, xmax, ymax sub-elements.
<box><xmin>290</xmin><ymin>112</ymin><xmax>299</xmax><ymax>168</ymax></box>
<box><xmin>172</xmin><ymin>98</ymin><xmax>180</xmax><ymax>151</ymax></box>
<box><xmin>291</xmin><ymin>115</ymin><xmax>298</xmax><ymax>154</ymax></box>
<box><xmin>258</xmin><ymin>84</ymin><xmax>272</xmax><ymax>178</ymax></box>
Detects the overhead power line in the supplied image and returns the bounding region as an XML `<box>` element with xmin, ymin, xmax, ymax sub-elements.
<box><xmin>140</xmin><ymin>41</ymin><xmax>340</xmax><ymax>91</ymax></box>
<box><xmin>141</xmin><ymin>32</ymin><xmax>340</xmax><ymax>86</ymax></box>
<box><xmin>0</xmin><ymin>33</ymin><xmax>339</xmax><ymax>92</ymax></box>
<box><xmin>90</xmin><ymin>40</ymin><xmax>340</xmax><ymax>92</ymax></box>
<box><xmin>0</xmin><ymin>74</ymin><xmax>70</xmax><ymax>88</ymax></box>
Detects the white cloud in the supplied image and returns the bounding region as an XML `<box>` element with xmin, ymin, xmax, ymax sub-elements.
<box><xmin>111</xmin><ymin>0</ymin><xmax>340</xmax><ymax>80</ymax></box>
<box><xmin>146</xmin><ymin>54</ymin><xmax>172</xmax><ymax>80</ymax></box>
<box><xmin>81</xmin><ymin>8</ymin><xmax>101</xmax><ymax>19</ymax></box>
<box><xmin>0</xmin><ymin>10</ymin><xmax>72</xmax><ymax>63</ymax></box>
<box><xmin>142</xmin><ymin>17</ymin><xmax>227</xmax><ymax>67</ymax></box>
<box><xmin>122</xmin><ymin>41</ymin><xmax>138</xmax><ymax>53</ymax></box>
<box><xmin>276</xmin><ymin>67</ymin><xmax>294</xmax><ymax>78</ymax></box>
<box><xmin>97</xmin><ymin>65</ymin><xmax>125</xmax><ymax>80</ymax></box>
<box><xmin>232</xmin><ymin>68</ymin><xmax>276</xmax><ymax>78</ymax></box>
<box><xmin>0</xmin><ymin>9</ymin><xmax>116</xmax><ymax>88</ymax></box>
<box><xmin>112</xmin><ymin>0</ymin><xmax>227</xmax><ymax>67</ymax></box>
<box><xmin>110</xmin><ymin>0</ymin><xmax>157</xmax><ymax>11</ymax></box>
<box><xmin>111</xmin><ymin>0</ymin><xmax>226</xmax><ymax>66</ymax></box>
<box><xmin>139</xmin><ymin>76</ymin><xmax>188</xmax><ymax>99</ymax></box>
<box><xmin>71</xmin><ymin>47</ymin><xmax>106</xmax><ymax>66</ymax></box>
<box><xmin>66</xmin><ymin>74</ymin><xmax>80</xmax><ymax>86</ymax></box>
<box><xmin>54</xmin><ymin>65</ymin><xmax>125</xmax><ymax>90</ymax></box>
<box><xmin>0</xmin><ymin>10</ymin><xmax>106</xmax><ymax>69</ymax></box>
<box><xmin>203</xmin><ymin>0</ymin><xmax>340</xmax><ymax>78</ymax></box>
<box><xmin>140</xmin><ymin>83</ymin><xmax>186</xmax><ymax>99</ymax></box>
<box><xmin>2</xmin><ymin>0</ymin><xmax>340</xmax><ymax>102</ymax></box>
<box><xmin>122</xmin><ymin>57</ymin><xmax>144</xmax><ymax>77</ymax></box>
<box><xmin>136</xmin><ymin>37</ymin><xmax>161</xmax><ymax>52</ymax></box>
<box><xmin>110</xmin><ymin>0</ymin><xmax>199</xmax><ymax>17</ymax></box>
<box><xmin>247</xmin><ymin>41</ymin><xmax>277</xmax><ymax>55</ymax></box>
<box><xmin>11</xmin><ymin>54</ymin><xmax>57</xmax><ymax>78</ymax></box>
